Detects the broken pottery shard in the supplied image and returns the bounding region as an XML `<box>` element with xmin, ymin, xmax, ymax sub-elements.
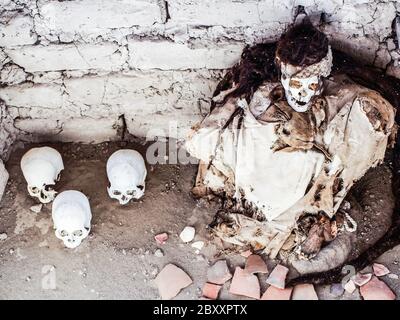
<box><xmin>154</xmin><ymin>264</ymin><xmax>193</xmax><ymax>300</ymax></box>
<box><xmin>344</xmin><ymin>280</ymin><xmax>357</xmax><ymax>294</ymax></box>
<box><xmin>207</xmin><ymin>260</ymin><xmax>232</xmax><ymax>285</ymax></box>
<box><xmin>179</xmin><ymin>226</ymin><xmax>195</xmax><ymax>243</ymax></box>
<box><xmin>202</xmin><ymin>282</ymin><xmax>222</xmax><ymax>300</ymax></box>
<box><xmin>266</xmin><ymin>264</ymin><xmax>289</xmax><ymax>289</ymax></box>
<box><xmin>373</xmin><ymin>263</ymin><xmax>390</xmax><ymax>277</ymax></box>
<box><xmin>154</xmin><ymin>233</ymin><xmax>168</xmax><ymax>245</ymax></box>
<box><xmin>30</xmin><ymin>204</ymin><xmax>43</xmax><ymax>213</ymax></box>
<box><xmin>352</xmin><ymin>273</ymin><xmax>372</xmax><ymax>287</ymax></box>
<box><xmin>291</xmin><ymin>284</ymin><xmax>318</xmax><ymax>300</ymax></box>
<box><xmin>360</xmin><ymin>276</ymin><xmax>396</xmax><ymax>300</ymax></box>
<box><xmin>245</xmin><ymin>254</ymin><xmax>268</xmax><ymax>274</ymax></box>
<box><xmin>229</xmin><ymin>267</ymin><xmax>260</xmax><ymax>300</ymax></box>
<box><xmin>261</xmin><ymin>286</ymin><xmax>293</xmax><ymax>300</ymax></box>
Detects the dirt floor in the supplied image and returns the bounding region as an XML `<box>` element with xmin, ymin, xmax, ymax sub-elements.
<box><xmin>1</xmin><ymin>141</ymin><xmax>400</xmax><ymax>300</ymax></box>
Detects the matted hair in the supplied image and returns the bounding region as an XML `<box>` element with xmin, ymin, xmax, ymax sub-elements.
<box><xmin>276</xmin><ymin>18</ymin><xmax>329</xmax><ymax>67</ymax></box>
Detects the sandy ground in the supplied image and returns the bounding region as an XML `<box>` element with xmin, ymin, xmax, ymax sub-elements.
<box><xmin>1</xmin><ymin>141</ymin><xmax>399</xmax><ymax>300</ymax></box>
<box><xmin>0</xmin><ymin>141</ymin><xmax>251</xmax><ymax>300</ymax></box>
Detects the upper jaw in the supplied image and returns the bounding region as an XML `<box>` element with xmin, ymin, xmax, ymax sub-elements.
<box><xmin>287</xmin><ymin>98</ymin><xmax>311</xmax><ymax>112</ymax></box>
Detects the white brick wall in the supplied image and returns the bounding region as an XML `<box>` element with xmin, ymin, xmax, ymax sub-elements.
<box><xmin>0</xmin><ymin>0</ymin><xmax>399</xmax><ymax>158</ymax></box>
<box><xmin>0</xmin><ymin>15</ymin><xmax>37</xmax><ymax>47</ymax></box>
<box><xmin>128</xmin><ymin>41</ymin><xmax>245</xmax><ymax>70</ymax></box>
<box><xmin>5</xmin><ymin>43</ymin><xmax>128</xmax><ymax>72</ymax></box>
<box><xmin>0</xmin><ymin>160</ymin><xmax>9</xmax><ymax>202</ymax></box>
<box><xmin>36</xmin><ymin>0</ymin><xmax>163</xmax><ymax>42</ymax></box>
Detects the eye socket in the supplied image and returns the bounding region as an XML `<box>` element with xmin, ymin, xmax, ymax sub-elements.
<box><xmin>44</xmin><ymin>184</ymin><xmax>55</xmax><ymax>191</ymax></box>
<box><xmin>73</xmin><ymin>230</ymin><xmax>83</xmax><ymax>237</ymax></box>
<box><xmin>113</xmin><ymin>190</ymin><xmax>121</xmax><ymax>196</ymax></box>
<box><xmin>60</xmin><ymin>230</ymin><xmax>68</xmax><ymax>237</ymax></box>
<box><xmin>289</xmin><ymin>79</ymin><xmax>302</xmax><ymax>89</ymax></box>
<box><xmin>126</xmin><ymin>190</ymin><xmax>134</xmax><ymax>196</ymax></box>
<box><xmin>137</xmin><ymin>185</ymin><xmax>144</xmax><ymax>191</ymax></box>
<box><xmin>308</xmin><ymin>83</ymin><xmax>319</xmax><ymax>91</ymax></box>
<box><xmin>30</xmin><ymin>187</ymin><xmax>39</xmax><ymax>194</ymax></box>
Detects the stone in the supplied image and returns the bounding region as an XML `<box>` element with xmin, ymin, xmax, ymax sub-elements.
<box><xmin>360</xmin><ymin>276</ymin><xmax>396</xmax><ymax>300</ymax></box>
<box><xmin>154</xmin><ymin>233</ymin><xmax>168</xmax><ymax>245</ymax></box>
<box><xmin>30</xmin><ymin>204</ymin><xmax>43</xmax><ymax>214</ymax></box>
<box><xmin>266</xmin><ymin>264</ymin><xmax>289</xmax><ymax>289</ymax></box>
<box><xmin>352</xmin><ymin>273</ymin><xmax>372</xmax><ymax>287</ymax></box>
<box><xmin>179</xmin><ymin>226</ymin><xmax>195</xmax><ymax>243</ymax></box>
<box><xmin>191</xmin><ymin>241</ymin><xmax>204</xmax><ymax>251</ymax></box>
<box><xmin>373</xmin><ymin>263</ymin><xmax>390</xmax><ymax>277</ymax></box>
<box><xmin>245</xmin><ymin>254</ymin><xmax>268</xmax><ymax>274</ymax></box>
<box><xmin>388</xmin><ymin>274</ymin><xmax>399</xmax><ymax>280</ymax></box>
<box><xmin>229</xmin><ymin>267</ymin><xmax>260</xmax><ymax>300</ymax></box>
<box><xmin>291</xmin><ymin>284</ymin><xmax>319</xmax><ymax>300</ymax></box>
<box><xmin>154</xmin><ymin>249</ymin><xmax>164</xmax><ymax>257</ymax></box>
<box><xmin>202</xmin><ymin>282</ymin><xmax>222</xmax><ymax>300</ymax></box>
<box><xmin>261</xmin><ymin>286</ymin><xmax>293</xmax><ymax>300</ymax></box>
<box><xmin>0</xmin><ymin>233</ymin><xmax>7</xmax><ymax>241</ymax></box>
<box><xmin>344</xmin><ymin>280</ymin><xmax>357</xmax><ymax>294</ymax></box>
<box><xmin>207</xmin><ymin>260</ymin><xmax>232</xmax><ymax>285</ymax></box>
<box><xmin>330</xmin><ymin>283</ymin><xmax>344</xmax><ymax>297</ymax></box>
<box><xmin>154</xmin><ymin>264</ymin><xmax>193</xmax><ymax>300</ymax></box>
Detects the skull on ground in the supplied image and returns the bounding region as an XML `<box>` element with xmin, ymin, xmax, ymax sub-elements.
<box><xmin>106</xmin><ymin>149</ymin><xmax>147</xmax><ymax>205</ymax></box>
<box><xmin>20</xmin><ymin>147</ymin><xmax>64</xmax><ymax>203</ymax></box>
<box><xmin>52</xmin><ymin>190</ymin><xmax>92</xmax><ymax>249</ymax></box>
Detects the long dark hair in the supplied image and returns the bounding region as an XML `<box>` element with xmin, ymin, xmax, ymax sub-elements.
<box><xmin>276</xmin><ymin>18</ymin><xmax>329</xmax><ymax>67</ymax></box>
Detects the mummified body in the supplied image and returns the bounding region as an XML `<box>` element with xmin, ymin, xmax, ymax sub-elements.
<box><xmin>185</xmin><ymin>18</ymin><xmax>397</xmax><ymax>260</ymax></box>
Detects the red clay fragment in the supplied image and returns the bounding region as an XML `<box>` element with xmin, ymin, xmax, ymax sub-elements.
<box><xmin>360</xmin><ymin>276</ymin><xmax>396</xmax><ymax>300</ymax></box>
<box><xmin>154</xmin><ymin>233</ymin><xmax>168</xmax><ymax>245</ymax></box>
<box><xmin>291</xmin><ymin>284</ymin><xmax>318</xmax><ymax>300</ymax></box>
<box><xmin>202</xmin><ymin>282</ymin><xmax>222</xmax><ymax>300</ymax></box>
<box><xmin>373</xmin><ymin>263</ymin><xmax>390</xmax><ymax>277</ymax></box>
<box><xmin>261</xmin><ymin>286</ymin><xmax>293</xmax><ymax>300</ymax></box>
<box><xmin>245</xmin><ymin>254</ymin><xmax>268</xmax><ymax>274</ymax></box>
<box><xmin>266</xmin><ymin>264</ymin><xmax>288</xmax><ymax>289</ymax></box>
<box><xmin>229</xmin><ymin>267</ymin><xmax>260</xmax><ymax>300</ymax></box>
<box><xmin>207</xmin><ymin>260</ymin><xmax>232</xmax><ymax>285</ymax></box>
<box><xmin>154</xmin><ymin>264</ymin><xmax>192</xmax><ymax>300</ymax></box>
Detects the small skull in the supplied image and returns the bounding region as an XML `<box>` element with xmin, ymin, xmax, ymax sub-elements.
<box><xmin>106</xmin><ymin>149</ymin><xmax>147</xmax><ymax>205</ymax></box>
<box><xmin>20</xmin><ymin>147</ymin><xmax>64</xmax><ymax>203</ymax></box>
<box><xmin>281</xmin><ymin>74</ymin><xmax>322</xmax><ymax>112</ymax></box>
<box><xmin>52</xmin><ymin>190</ymin><xmax>92</xmax><ymax>249</ymax></box>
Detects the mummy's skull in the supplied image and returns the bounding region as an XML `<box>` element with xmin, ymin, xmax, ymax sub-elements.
<box><xmin>52</xmin><ymin>190</ymin><xmax>92</xmax><ymax>249</ymax></box>
<box><xmin>20</xmin><ymin>147</ymin><xmax>64</xmax><ymax>203</ymax></box>
<box><xmin>106</xmin><ymin>149</ymin><xmax>147</xmax><ymax>205</ymax></box>
<box><xmin>281</xmin><ymin>74</ymin><xmax>322</xmax><ymax>112</ymax></box>
<box><xmin>278</xmin><ymin>46</ymin><xmax>333</xmax><ymax>112</ymax></box>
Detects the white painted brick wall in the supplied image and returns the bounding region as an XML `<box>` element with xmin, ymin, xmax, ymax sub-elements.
<box><xmin>128</xmin><ymin>41</ymin><xmax>245</xmax><ymax>70</ymax></box>
<box><xmin>36</xmin><ymin>0</ymin><xmax>163</xmax><ymax>42</ymax></box>
<box><xmin>0</xmin><ymin>15</ymin><xmax>37</xmax><ymax>47</ymax></box>
<box><xmin>0</xmin><ymin>0</ymin><xmax>399</xmax><ymax>158</ymax></box>
<box><xmin>5</xmin><ymin>43</ymin><xmax>128</xmax><ymax>72</ymax></box>
<box><xmin>0</xmin><ymin>160</ymin><xmax>9</xmax><ymax>202</ymax></box>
